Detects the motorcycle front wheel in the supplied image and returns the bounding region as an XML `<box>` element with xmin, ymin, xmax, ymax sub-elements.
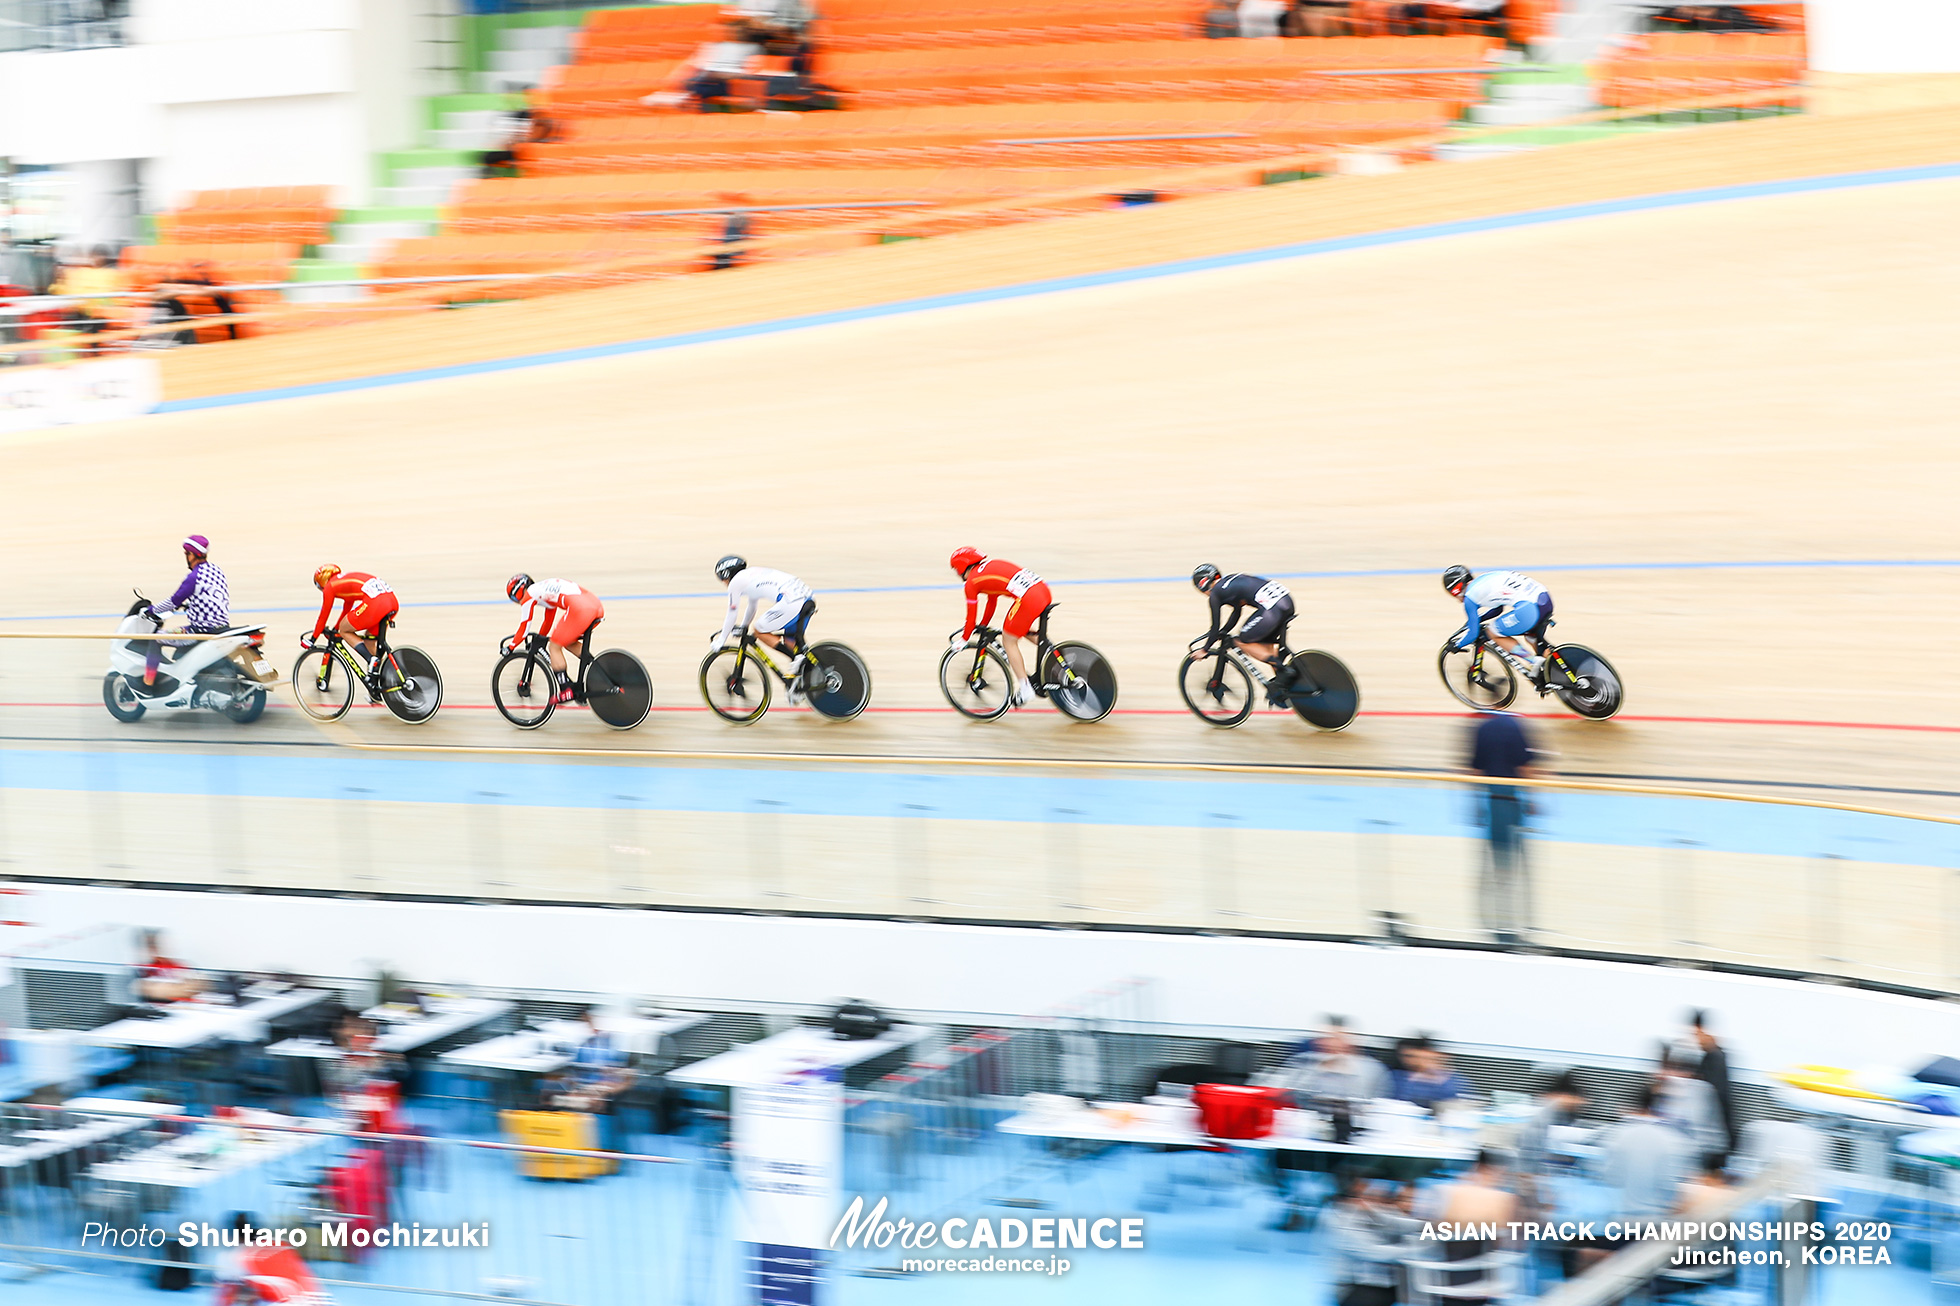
<box><xmin>103</xmin><ymin>673</ymin><xmax>146</xmax><ymax>722</ymax></box>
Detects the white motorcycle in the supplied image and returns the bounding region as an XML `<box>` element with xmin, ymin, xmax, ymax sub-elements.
<box><xmin>103</xmin><ymin>590</ymin><xmax>277</xmax><ymax>724</ymax></box>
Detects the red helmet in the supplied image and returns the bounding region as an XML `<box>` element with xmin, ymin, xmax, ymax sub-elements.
<box><xmin>949</xmin><ymin>546</ymin><xmax>984</xmax><ymax>578</ymax></box>
<box><xmin>313</xmin><ymin>564</ymin><xmax>341</xmax><ymax>590</ymax></box>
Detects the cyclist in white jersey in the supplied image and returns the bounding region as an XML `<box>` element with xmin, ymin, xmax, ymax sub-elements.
<box><xmin>1443</xmin><ymin>565</ymin><xmax>1553</xmax><ymax>674</ymax></box>
<box><xmin>709</xmin><ymin>555</ymin><xmax>817</xmax><ymax>692</ymax></box>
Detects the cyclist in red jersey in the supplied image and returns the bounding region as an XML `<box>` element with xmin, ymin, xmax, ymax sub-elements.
<box><xmin>949</xmin><ymin>547</ymin><xmax>1051</xmax><ymax>707</ymax></box>
<box><xmin>306</xmin><ymin>565</ymin><xmax>398</xmax><ymax>662</ymax></box>
<box><xmin>502</xmin><ymin>574</ymin><xmax>605</xmax><ymax>704</ymax></box>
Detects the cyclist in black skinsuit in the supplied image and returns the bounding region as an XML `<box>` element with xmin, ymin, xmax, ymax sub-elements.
<box><xmin>1189</xmin><ymin>564</ymin><xmax>1298</xmax><ymax>702</ymax></box>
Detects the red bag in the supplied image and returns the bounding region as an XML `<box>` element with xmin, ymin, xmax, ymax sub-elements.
<box><xmin>1192</xmin><ymin>1083</ymin><xmax>1285</xmax><ymax>1140</ymax></box>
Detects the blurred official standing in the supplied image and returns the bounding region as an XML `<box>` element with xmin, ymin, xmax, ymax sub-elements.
<box><xmin>1466</xmin><ymin>711</ymin><xmax>1539</xmax><ymax>944</ymax></box>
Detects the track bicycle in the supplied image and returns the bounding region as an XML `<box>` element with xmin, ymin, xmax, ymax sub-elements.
<box><xmin>938</xmin><ymin>605</ymin><xmax>1117</xmax><ymax>723</ymax></box>
<box><xmin>1178</xmin><ymin>632</ymin><xmax>1359</xmax><ymax>730</ymax></box>
<box><xmin>491</xmin><ymin>621</ymin><xmax>652</xmax><ymax>730</ymax></box>
<box><xmin>699</xmin><ymin>627</ymin><xmax>871</xmax><ymax>724</ymax></box>
<box><xmin>292</xmin><ymin>619</ymin><xmax>443</xmax><ymax>724</ymax></box>
<box><xmin>1437</xmin><ymin>619</ymin><xmax>1623</xmax><ymax>719</ymax></box>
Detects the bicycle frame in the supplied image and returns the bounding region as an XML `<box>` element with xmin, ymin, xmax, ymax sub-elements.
<box><xmin>314</xmin><ymin>623</ymin><xmax>404</xmax><ymax>697</ymax></box>
<box><xmin>722</xmin><ymin>630</ymin><xmax>801</xmax><ymax>689</ymax></box>
<box><xmin>966</xmin><ymin>607</ymin><xmax>1083</xmax><ymax>699</ymax></box>
<box><xmin>1463</xmin><ymin>625</ymin><xmax>1586</xmax><ymax>694</ymax></box>
<box><xmin>1195</xmin><ymin>634</ymin><xmax>1326</xmax><ymax>699</ymax></box>
<box><xmin>511</xmin><ymin>618</ymin><xmax>612</xmax><ymax>703</ymax></box>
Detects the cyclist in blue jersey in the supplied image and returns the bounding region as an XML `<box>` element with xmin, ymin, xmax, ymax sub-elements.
<box><xmin>1443</xmin><ymin>565</ymin><xmax>1552</xmax><ymax>676</ymax></box>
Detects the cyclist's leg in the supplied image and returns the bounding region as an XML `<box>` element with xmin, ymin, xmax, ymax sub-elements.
<box><xmin>753</xmin><ymin>596</ymin><xmax>812</xmax><ymax>655</ymax></box>
<box><xmin>1002</xmin><ymin>591</ymin><xmax>1049</xmax><ymax>698</ymax></box>
<box><xmin>1233</xmin><ymin>602</ymin><xmax>1291</xmax><ymax>677</ymax></box>
<box><xmin>1488</xmin><ymin>600</ymin><xmax>1548</xmax><ymax>664</ymax></box>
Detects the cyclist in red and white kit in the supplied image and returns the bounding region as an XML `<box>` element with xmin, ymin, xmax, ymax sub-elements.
<box><xmin>504</xmin><ymin>574</ymin><xmax>605</xmax><ymax>704</ymax></box>
<box><xmin>306</xmin><ymin>565</ymin><xmax>397</xmax><ymax>663</ymax></box>
<box><xmin>949</xmin><ymin>547</ymin><xmax>1052</xmax><ymax>707</ymax></box>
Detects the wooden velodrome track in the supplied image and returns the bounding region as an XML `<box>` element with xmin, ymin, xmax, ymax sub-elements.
<box><xmin>1</xmin><ymin>98</ymin><xmax>1958</xmax><ymax>983</ymax></box>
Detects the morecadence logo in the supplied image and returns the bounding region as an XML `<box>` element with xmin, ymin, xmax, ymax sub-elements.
<box><xmin>830</xmin><ymin>1196</ymin><xmax>1144</xmax><ymax>1274</ymax></box>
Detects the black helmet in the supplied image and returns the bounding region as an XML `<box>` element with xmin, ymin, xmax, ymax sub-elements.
<box><xmin>1442</xmin><ymin>564</ymin><xmax>1472</xmax><ymax>593</ymax></box>
<box><xmin>506</xmin><ymin>573</ymin><xmax>533</xmax><ymax>603</ymax></box>
<box><xmin>1192</xmin><ymin>563</ymin><xmax>1221</xmax><ymax>593</ymax></box>
<box><xmin>714</xmin><ymin>555</ymin><xmax>747</xmax><ymax>584</ymax></box>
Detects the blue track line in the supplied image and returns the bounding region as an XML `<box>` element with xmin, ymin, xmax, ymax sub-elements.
<box><xmin>0</xmin><ymin>748</ymin><xmax>1950</xmax><ymax>865</ymax></box>
<box><xmin>4</xmin><ymin>559</ymin><xmax>1957</xmax><ymax>624</ymax></box>
<box><xmin>146</xmin><ymin>161</ymin><xmax>1960</xmax><ymax>416</ymax></box>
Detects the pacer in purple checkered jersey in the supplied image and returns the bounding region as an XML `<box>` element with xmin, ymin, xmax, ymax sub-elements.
<box><xmin>135</xmin><ymin>534</ymin><xmax>230</xmax><ymax>693</ymax></box>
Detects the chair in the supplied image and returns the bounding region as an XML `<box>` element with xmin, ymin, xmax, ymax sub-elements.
<box><xmin>1405</xmin><ymin>1250</ymin><xmax>1524</xmax><ymax>1303</ymax></box>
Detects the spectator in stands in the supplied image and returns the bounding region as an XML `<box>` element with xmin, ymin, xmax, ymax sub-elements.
<box><xmin>1598</xmin><ymin>1081</ymin><xmax>1691</xmax><ymax>1219</ymax></box>
<box><xmin>1238</xmin><ymin>0</ymin><xmax>1286</xmax><ymax>37</ymax></box>
<box><xmin>1515</xmin><ymin>1068</ymin><xmax>1588</xmax><ymax>1209</ymax></box>
<box><xmin>712</xmin><ymin>193</ymin><xmax>754</xmax><ymax>271</ymax></box>
<box><xmin>1273</xmin><ymin>1019</ymin><xmax>1389</xmax><ymax>1105</ymax></box>
<box><xmin>1326</xmin><ymin>1172</ymin><xmax>1420</xmax><ymax>1306</ymax></box>
<box><xmin>570</xmin><ymin>1007</ymin><xmax>635</xmax><ymax>1151</ymax></box>
<box><xmin>135</xmin><ymin>929</ymin><xmax>203</xmax><ymax>1002</ymax></box>
<box><xmin>1390</xmin><ymin>1037</ymin><xmax>1468</xmax><ymax>1110</ymax></box>
<box><xmin>154</xmin><ymin>261</ymin><xmax>240</xmax><ymax>344</ymax></box>
<box><xmin>479</xmin><ymin>108</ymin><xmax>559</xmax><ymax>178</ymax></box>
<box><xmin>733</xmin><ymin>0</ymin><xmax>814</xmax><ymax>39</ymax></box>
<box><xmin>642</xmin><ymin>18</ymin><xmax>762</xmax><ymax>112</ymax></box>
<box><xmin>1284</xmin><ymin>0</ymin><xmax>1350</xmax><ymax>37</ymax></box>
<box><xmin>1202</xmin><ymin>0</ymin><xmax>1238</xmax><ymax>37</ymax></box>
<box><xmin>1687</xmin><ymin>1009</ymin><xmax>1740</xmax><ymax>1161</ymax></box>
<box><xmin>760</xmin><ymin>32</ymin><xmax>838</xmax><ymax>112</ymax></box>
<box><xmin>1429</xmin><ymin>1149</ymin><xmax>1517</xmax><ymax>1284</ymax></box>
<box><xmin>1654</xmin><ymin>1045</ymin><xmax>1726</xmax><ymax>1163</ymax></box>
<box><xmin>51</xmin><ymin>245</ymin><xmax>127</xmax><ymax>351</ymax></box>
<box><xmin>1397</xmin><ymin>0</ymin><xmax>1507</xmax><ymax>38</ymax></box>
<box><xmin>1651</xmin><ymin>5</ymin><xmax>1776</xmax><ymax>32</ymax></box>
<box><xmin>1465</xmin><ymin>709</ymin><xmax>1539</xmax><ymax>944</ymax></box>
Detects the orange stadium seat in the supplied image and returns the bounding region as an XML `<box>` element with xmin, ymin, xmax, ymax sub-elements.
<box><xmin>1595</xmin><ymin>32</ymin><xmax>1805</xmax><ymax>108</ymax></box>
<box><xmin>443</xmin><ymin>166</ymin><xmax>1191</xmax><ymax>232</ymax></box>
<box><xmin>155</xmin><ymin>187</ymin><xmax>336</xmax><ymax>246</ymax></box>
<box><xmin>516</xmin><ymin>100</ymin><xmax>1449</xmax><ymax>176</ymax></box>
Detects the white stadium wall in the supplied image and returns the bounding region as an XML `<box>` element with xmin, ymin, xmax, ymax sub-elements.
<box><xmin>18</xmin><ymin>884</ymin><xmax>1959</xmax><ymax>1078</ymax></box>
<box><xmin>0</xmin><ymin>0</ymin><xmax>427</xmax><ymax>232</ymax></box>
<box><xmin>1809</xmin><ymin>0</ymin><xmax>1960</xmax><ymax>73</ymax></box>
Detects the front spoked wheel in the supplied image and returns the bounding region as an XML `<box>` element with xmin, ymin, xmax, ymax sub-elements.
<box><xmin>804</xmin><ymin>642</ymin><xmax>870</xmax><ymax>721</ymax></box>
<box><xmin>938</xmin><ymin>645</ymin><xmax>1012</xmax><ymax>721</ymax></box>
<box><xmin>292</xmin><ymin>648</ymin><xmax>355</xmax><ymax>722</ymax></box>
<box><xmin>700</xmin><ymin>647</ymin><xmax>771</xmax><ymax>724</ymax></box>
<box><xmin>1046</xmin><ymin>641</ymin><xmax>1117</xmax><ymax>723</ymax></box>
<box><xmin>381</xmin><ymin>646</ymin><xmax>443</xmax><ymax>723</ymax></box>
<box><xmin>1178</xmin><ymin>652</ymin><xmax>1254</xmax><ymax>728</ymax></box>
<box><xmin>492</xmin><ymin>649</ymin><xmax>557</xmax><ymax>729</ymax></box>
<box><xmin>1438</xmin><ymin>641</ymin><xmax>1518</xmax><ymax>711</ymax></box>
<box><xmin>1545</xmin><ymin>643</ymin><xmax>1623</xmax><ymax>720</ymax></box>
<box><xmin>588</xmin><ymin>650</ymin><xmax>652</xmax><ymax>729</ymax></box>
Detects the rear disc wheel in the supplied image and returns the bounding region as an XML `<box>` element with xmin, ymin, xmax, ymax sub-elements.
<box><xmin>382</xmin><ymin>646</ymin><xmax>443</xmax><ymax>723</ymax></box>
<box><xmin>1288</xmin><ymin>650</ymin><xmax>1359</xmax><ymax>731</ymax></box>
<box><xmin>1546</xmin><ymin>643</ymin><xmax>1623</xmax><ymax>720</ymax></box>
<box><xmin>1047</xmin><ymin>641</ymin><xmax>1117</xmax><ymax>723</ymax></box>
<box><xmin>804</xmin><ymin>642</ymin><xmax>870</xmax><ymax>721</ymax></box>
<box><xmin>588</xmin><ymin>650</ymin><xmax>652</xmax><ymax>729</ymax></box>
